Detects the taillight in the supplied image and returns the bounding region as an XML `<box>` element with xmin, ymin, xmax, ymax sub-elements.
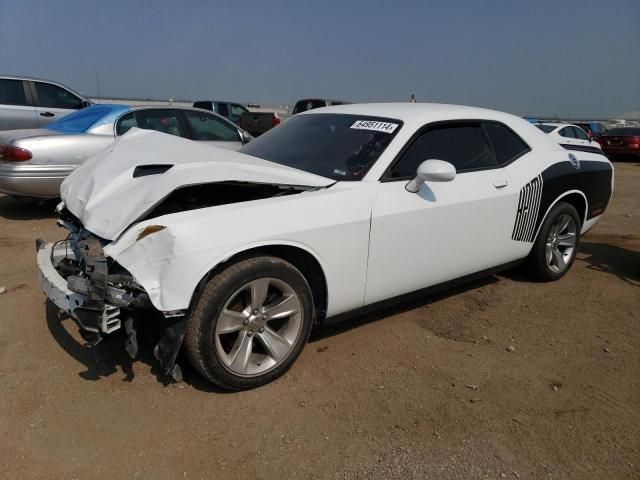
<box><xmin>272</xmin><ymin>114</ymin><xmax>281</xmax><ymax>127</ymax></box>
<box><xmin>0</xmin><ymin>144</ymin><xmax>32</xmax><ymax>162</ymax></box>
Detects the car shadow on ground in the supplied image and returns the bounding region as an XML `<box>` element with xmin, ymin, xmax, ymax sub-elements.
<box><xmin>501</xmin><ymin>241</ymin><xmax>640</xmax><ymax>287</ymax></box>
<box><xmin>45</xmin><ymin>299</ymin><xmax>233</xmax><ymax>392</ymax></box>
<box><xmin>577</xmin><ymin>241</ymin><xmax>640</xmax><ymax>286</ymax></box>
<box><xmin>310</xmin><ymin>275</ymin><xmax>500</xmax><ymax>343</ymax></box>
<box><xmin>0</xmin><ymin>195</ymin><xmax>58</xmax><ymax>220</ymax></box>
<box><xmin>45</xmin><ymin>276</ymin><xmax>502</xmax><ymax>393</ymax></box>
<box><xmin>45</xmin><ymin>300</ymin><xmax>175</xmax><ymax>386</ymax></box>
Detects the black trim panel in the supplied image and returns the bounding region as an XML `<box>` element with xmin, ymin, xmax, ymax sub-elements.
<box><xmin>511</xmin><ymin>159</ymin><xmax>613</xmax><ymax>243</ymax></box>
<box><xmin>560</xmin><ymin>144</ymin><xmax>604</xmax><ymax>154</ymax></box>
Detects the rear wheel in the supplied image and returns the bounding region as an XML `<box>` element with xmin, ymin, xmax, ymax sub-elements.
<box><xmin>527</xmin><ymin>202</ymin><xmax>581</xmax><ymax>281</ymax></box>
<box><xmin>184</xmin><ymin>255</ymin><xmax>313</xmax><ymax>390</ymax></box>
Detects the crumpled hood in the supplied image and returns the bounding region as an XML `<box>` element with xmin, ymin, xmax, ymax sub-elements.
<box><xmin>61</xmin><ymin>128</ymin><xmax>334</xmax><ymax>240</ymax></box>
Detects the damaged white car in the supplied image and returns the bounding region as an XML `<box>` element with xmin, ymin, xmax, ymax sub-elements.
<box><xmin>37</xmin><ymin>104</ymin><xmax>613</xmax><ymax>390</ymax></box>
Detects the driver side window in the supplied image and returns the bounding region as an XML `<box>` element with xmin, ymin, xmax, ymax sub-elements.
<box><xmin>390</xmin><ymin>123</ymin><xmax>495</xmax><ymax>178</ymax></box>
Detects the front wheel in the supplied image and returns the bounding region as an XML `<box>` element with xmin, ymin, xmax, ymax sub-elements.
<box><xmin>184</xmin><ymin>255</ymin><xmax>314</xmax><ymax>390</ymax></box>
<box><xmin>526</xmin><ymin>202</ymin><xmax>581</xmax><ymax>281</ymax></box>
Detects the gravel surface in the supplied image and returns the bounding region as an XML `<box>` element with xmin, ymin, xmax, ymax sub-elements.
<box><xmin>0</xmin><ymin>162</ymin><xmax>638</xmax><ymax>479</ymax></box>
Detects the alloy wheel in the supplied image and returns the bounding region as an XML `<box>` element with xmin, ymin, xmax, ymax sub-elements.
<box><xmin>545</xmin><ymin>214</ymin><xmax>578</xmax><ymax>273</ymax></box>
<box><xmin>214</xmin><ymin>277</ymin><xmax>303</xmax><ymax>377</ymax></box>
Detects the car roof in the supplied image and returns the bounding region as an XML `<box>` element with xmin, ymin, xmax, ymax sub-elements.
<box><xmin>307</xmin><ymin>102</ymin><xmax>528</xmax><ymax>124</ymax></box>
<box><xmin>538</xmin><ymin>122</ymin><xmax>569</xmax><ymax>128</ymax></box>
<box><xmin>302</xmin><ymin>103</ymin><xmax>565</xmax><ymax>165</ymax></box>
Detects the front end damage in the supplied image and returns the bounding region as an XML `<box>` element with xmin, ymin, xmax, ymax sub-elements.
<box><xmin>36</xmin><ymin>206</ymin><xmax>185</xmax><ymax>381</ymax></box>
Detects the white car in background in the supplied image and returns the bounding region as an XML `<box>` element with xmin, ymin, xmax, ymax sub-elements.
<box><xmin>535</xmin><ymin>122</ymin><xmax>602</xmax><ymax>153</ymax></box>
<box><xmin>37</xmin><ymin>103</ymin><xmax>614</xmax><ymax>390</ymax></box>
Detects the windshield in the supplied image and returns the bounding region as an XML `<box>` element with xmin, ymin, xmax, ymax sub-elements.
<box><xmin>239</xmin><ymin>113</ymin><xmax>402</xmax><ymax>181</ymax></box>
<box><xmin>46</xmin><ymin>105</ymin><xmax>125</xmax><ymax>133</ymax></box>
<box><xmin>535</xmin><ymin>124</ymin><xmax>556</xmax><ymax>133</ymax></box>
<box><xmin>606</xmin><ymin>128</ymin><xmax>640</xmax><ymax>136</ymax></box>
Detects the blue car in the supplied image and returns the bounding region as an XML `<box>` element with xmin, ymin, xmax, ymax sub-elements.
<box><xmin>0</xmin><ymin>104</ymin><xmax>251</xmax><ymax>198</ymax></box>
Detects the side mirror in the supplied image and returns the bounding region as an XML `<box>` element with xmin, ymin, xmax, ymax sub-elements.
<box><xmin>239</xmin><ymin>130</ymin><xmax>253</xmax><ymax>144</ymax></box>
<box><xmin>405</xmin><ymin>159</ymin><xmax>456</xmax><ymax>193</ymax></box>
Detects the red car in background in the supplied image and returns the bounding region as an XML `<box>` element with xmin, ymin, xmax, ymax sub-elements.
<box><xmin>600</xmin><ymin>127</ymin><xmax>640</xmax><ymax>160</ymax></box>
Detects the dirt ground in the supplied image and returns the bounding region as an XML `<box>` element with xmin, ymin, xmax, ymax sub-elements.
<box><xmin>0</xmin><ymin>162</ymin><xmax>638</xmax><ymax>480</ymax></box>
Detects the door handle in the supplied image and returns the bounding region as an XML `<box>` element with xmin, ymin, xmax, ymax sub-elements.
<box><xmin>493</xmin><ymin>178</ymin><xmax>509</xmax><ymax>188</ymax></box>
<box><xmin>39</xmin><ymin>112</ymin><xmax>55</xmax><ymax>117</ymax></box>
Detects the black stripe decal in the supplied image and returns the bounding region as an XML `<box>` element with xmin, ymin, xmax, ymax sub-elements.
<box><xmin>510</xmin><ymin>159</ymin><xmax>613</xmax><ymax>244</ymax></box>
<box><xmin>512</xmin><ymin>174</ymin><xmax>543</xmax><ymax>242</ymax></box>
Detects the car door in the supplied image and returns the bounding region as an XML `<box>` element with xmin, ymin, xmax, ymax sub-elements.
<box><xmin>32</xmin><ymin>81</ymin><xmax>86</xmax><ymax>126</ymax></box>
<box><xmin>365</xmin><ymin>121</ymin><xmax>528</xmax><ymax>305</ymax></box>
<box><xmin>0</xmin><ymin>78</ymin><xmax>38</xmax><ymax>129</ymax></box>
<box><xmin>182</xmin><ymin>109</ymin><xmax>243</xmax><ymax>150</ymax></box>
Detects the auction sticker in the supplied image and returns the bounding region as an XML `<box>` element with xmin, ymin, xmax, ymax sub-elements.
<box><xmin>350</xmin><ymin>120</ymin><xmax>399</xmax><ymax>133</ymax></box>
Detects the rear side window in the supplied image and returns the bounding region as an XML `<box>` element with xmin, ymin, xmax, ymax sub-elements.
<box><xmin>559</xmin><ymin>127</ymin><xmax>576</xmax><ymax>139</ymax></box>
<box><xmin>535</xmin><ymin>124</ymin><xmax>555</xmax><ymax>133</ymax></box>
<box><xmin>0</xmin><ymin>79</ymin><xmax>27</xmax><ymax>106</ymax></box>
<box><xmin>134</xmin><ymin>109</ymin><xmax>187</xmax><ymax>138</ymax></box>
<box><xmin>116</xmin><ymin>112</ymin><xmax>138</xmax><ymax>135</ymax></box>
<box><xmin>184</xmin><ymin>110</ymin><xmax>240</xmax><ymax>141</ymax></box>
<box><xmin>35</xmin><ymin>82</ymin><xmax>84</xmax><ymax>109</ymax></box>
<box><xmin>483</xmin><ymin>122</ymin><xmax>529</xmax><ymax>164</ymax></box>
<box><xmin>573</xmin><ymin>127</ymin><xmax>589</xmax><ymax>141</ymax></box>
<box><xmin>390</xmin><ymin>123</ymin><xmax>495</xmax><ymax>178</ymax></box>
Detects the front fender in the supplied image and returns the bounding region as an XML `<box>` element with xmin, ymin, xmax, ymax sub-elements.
<box><xmin>104</xmin><ymin>183</ymin><xmax>376</xmax><ymax>316</ymax></box>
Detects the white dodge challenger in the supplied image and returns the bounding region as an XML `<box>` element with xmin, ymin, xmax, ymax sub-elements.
<box><xmin>37</xmin><ymin>103</ymin><xmax>613</xmax><ymax>389</ymax></box>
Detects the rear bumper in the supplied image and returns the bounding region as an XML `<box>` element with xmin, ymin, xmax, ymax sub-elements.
<box><xmin>602</xmin><ymin>147</ymin><xmax>640</xmax><ymax>158</ymax></box>
<box><xmin>0</xmin><ymin>163</ymin><xmax>72</xmax><ymax>198</ymax></box>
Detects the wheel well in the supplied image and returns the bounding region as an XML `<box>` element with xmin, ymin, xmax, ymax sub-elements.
<box><xmin>558</xmin><ymin>192</ymin><xmax>587</xmax><ymax>226</ymax></box>
<box><xmin>197</xmin><ymin>245</ymin><xmax>328</xmax><ymax>327</ymax></box>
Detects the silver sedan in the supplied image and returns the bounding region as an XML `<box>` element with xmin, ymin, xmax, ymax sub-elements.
<box><xmin>0</xmin><ymin>104</ymin><xmax>252</xmax><ymax>198</ymax></box>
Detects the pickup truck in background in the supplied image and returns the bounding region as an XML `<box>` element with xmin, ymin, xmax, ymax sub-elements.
<box><xmin>192</xmin><ymin>100</ymin><xmax>251</xmax><ymax>125</ymax></box>
<box><xmin>193</xmin><ymin>100</ymin><xmax>285</xmax><ymax>136</ymax></box>
<box><xmin>238</xmin><ymin>110</ymin><xmax>284</xmax><ymax>137</ymax></box>
<box><xmin>292</xmin><ymin>98</ymin><xmax>350</xmax><ymax>115</ymax></box>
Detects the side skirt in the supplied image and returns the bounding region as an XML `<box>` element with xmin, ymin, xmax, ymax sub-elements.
<box><xmin>321</xmin><ymin>259</ymin><xmax>524</xmax><ymax>328</ymax></box>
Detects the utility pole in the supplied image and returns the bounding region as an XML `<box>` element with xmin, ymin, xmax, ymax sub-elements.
<box><xmin>96</xmin><ymin>71</ymin><xmax>101</xmax><ymax>104</ymax></box>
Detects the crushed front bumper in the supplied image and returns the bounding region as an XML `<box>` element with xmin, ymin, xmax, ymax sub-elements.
<box><xmin>37</xmin><ymin>236</ymin><xmax>187</xmax><ymax>379</ymax></box>
<box><xmin>36</xmin><ymin>240</ymin><xmax>122</xmax><ymax>333</ymax></box>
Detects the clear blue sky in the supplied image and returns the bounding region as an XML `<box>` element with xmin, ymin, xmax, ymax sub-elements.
<box><xmin>1</xmin><ymin>0</ymin><xmax>638</xmax><ymax>117</ymax></box>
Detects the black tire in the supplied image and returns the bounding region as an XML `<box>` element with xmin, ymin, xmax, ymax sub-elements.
<box><xmin>184</xmin><ymin>254</ymin><xmax>314</xmax><ymax>390</ymax></box>
<box><xmin>526</xmin><ymin>201</ymin><xmax>581</xmax><ymax>281</ymax></box>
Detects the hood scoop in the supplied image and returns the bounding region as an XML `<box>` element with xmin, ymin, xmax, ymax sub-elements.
<box><xmin>133</xmin><ymin>164</ymin><xmax>174</xmax><ymax>178</ymax></box>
